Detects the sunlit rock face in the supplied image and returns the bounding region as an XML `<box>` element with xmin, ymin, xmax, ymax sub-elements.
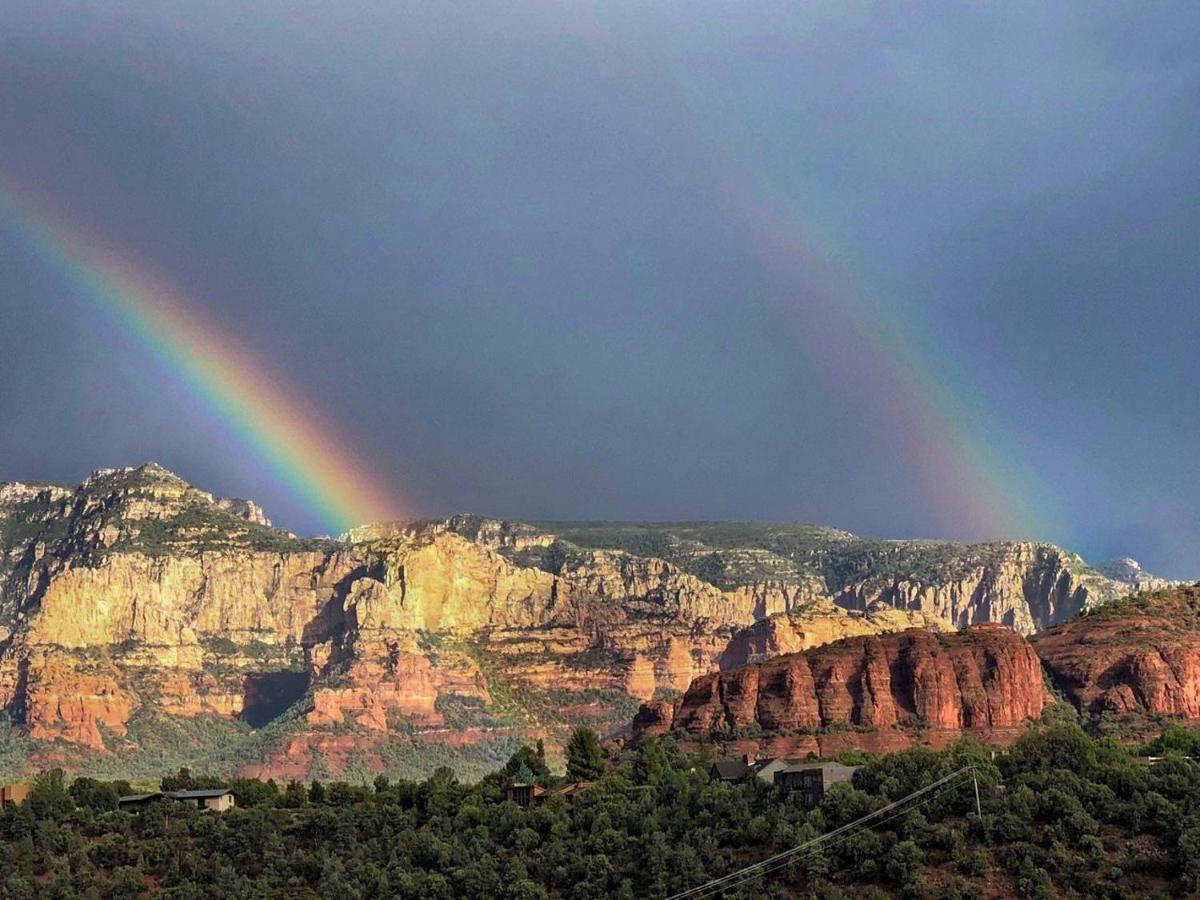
<box><xmin>0</xmin><ymin>465</ymin><xmax>1151</xmax><ymax>778</ymax></box>
<box><xmin>636</xmin><ymin>624</ymin><xmax>1047</xmax><ymax>754</ymax></box>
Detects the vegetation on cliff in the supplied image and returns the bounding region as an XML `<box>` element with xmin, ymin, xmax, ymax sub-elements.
<box><xmin>3</xmin><ymin>724</ymin><xmax>1200</xmax><ymax>898</ymax></box>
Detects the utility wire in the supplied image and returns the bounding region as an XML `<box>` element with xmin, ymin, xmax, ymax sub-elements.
<box><xmin>681</xmin><ymin>777</ymin><xmax>969</xmax><ymax>897</ymax></box>
<box><xmin>666</xmin><ymin>766</ymin><xmax>975</xmax><ymax>900</ymax></box>
<box><xmin>665</xmin><ymin>765</ymin><xmax>978</xmax><ymax>900</ymax></box>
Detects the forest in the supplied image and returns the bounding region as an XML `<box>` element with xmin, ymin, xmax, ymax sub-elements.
<box><xmin>4</xmin><ymin>723</ymin><xmax>1200</xmax><ymax>898</ymax></box>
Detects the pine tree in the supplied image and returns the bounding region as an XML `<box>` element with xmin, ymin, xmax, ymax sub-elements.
<box><xmin>634</xmin><ymin>735</ymin><xmax>666</xmax><ymax>785</ymax></box>
<box><xmin>565</xmin><ymin>727</ymin><xmax>605</xmax><ymax>781</ymax></box>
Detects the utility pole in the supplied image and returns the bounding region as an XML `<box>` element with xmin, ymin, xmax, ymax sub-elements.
<box><xmin>972</xmin><ymin>766</ymin><xmax>982</xmax><ymax>820</ymax></box>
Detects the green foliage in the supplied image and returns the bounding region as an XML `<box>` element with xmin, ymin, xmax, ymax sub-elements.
<box><xmin>2</xmin><ymin>726</ymin><xmax>1197</xmax><ymax>898</ymax></box>
<box><xmin>1142</xmin><ymin>722</ymin><xmax>1200</xmax><ymax>757</ymax></box>
<box><xmin>68</xmin><ymin>776</ymin><xmax>119</xmax><ymax>812</ymax></box>
<box><xmin>564</xmin><ymin>727</ymin><xmax>605</xmax><ymax>781</ymax></box>
<box><xmin>28</xmin><ymin>768</ymin><xmax>74</xmax><ymax>820</ymax></box>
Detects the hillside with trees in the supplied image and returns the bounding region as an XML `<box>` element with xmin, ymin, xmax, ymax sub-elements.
<box><xmin>4</xmin><ymin>723</ymin><xmax>1200</xmax><ymax>898</ymax></box>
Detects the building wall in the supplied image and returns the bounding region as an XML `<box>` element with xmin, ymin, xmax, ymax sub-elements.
<box><xmin>0</xmin><ymin>783</ymin><xmax>33</xmax><ymax>807</ymax></box>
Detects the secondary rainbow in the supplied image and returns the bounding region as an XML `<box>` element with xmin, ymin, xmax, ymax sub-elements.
<box><xmin>653</xmin><ymin>65</ymin><xmax>1057</xmax><ymax>544</ymax></box>
<box><xmin>0</xmin><ymin>177</ymin><xmax>405</xmax><ymax>535</ymax></box>
<box><xmin>723</xmin><ymin>177</ymin><xmax>1052</xmax><ymax>542</ymax></box>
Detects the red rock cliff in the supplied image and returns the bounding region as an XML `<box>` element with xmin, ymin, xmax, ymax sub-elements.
<box><xmin>1032</xmin><ymin>585</ymin><xmax>1200</xmax><ymax>718</ymax></box>
<box><xmin>652</xmin><ymin>624</ymin><xmax>1044</xmax><ymax>742</ymax></box>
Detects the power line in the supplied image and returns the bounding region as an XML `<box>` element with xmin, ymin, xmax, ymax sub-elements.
<box><xmin>665</xmin><ymin>765</ymin><xmax>980</xmax><ymax>900</ymax></box>
<box><xmin>666</xmin><ymin>766</ymin><xmax>976</xmax><ymax>900</ymax></box>
<box><xmin>678</xmin><ymin>782</ymin><xmax>963</xmax><ymax>900</ymax></box>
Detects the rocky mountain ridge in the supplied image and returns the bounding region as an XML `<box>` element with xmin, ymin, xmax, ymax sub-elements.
<box><xmin>1033</xmin><ymin>584</ymin><xmax>1200</xmax><ymax>723</ymax></box>
<box><xmin>0</xmin><ymin>463</ymin><xmax>1168</xmax><ymax>779</ymax></box>
<box><xmin>634</xmin><ymin>624</ymin><xmax>1046</xmax><ymax>756</ymax></box>
<box><xmin>635</xmin><ymin>583</ymin><xmax>1200</xmax><ymax>757</ymax></box>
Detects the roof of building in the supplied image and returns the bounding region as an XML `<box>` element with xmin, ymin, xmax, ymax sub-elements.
<box><xmin>776</xmin><ymin>762</ymin><xmax>827</xmax><ymax>774</ymax></box>
<box><xmin>554</xmin><ymin>781</ymin><xmax>597</xmax><ymax>798</ymax></box>
<box><xmin>165</xmin><ymin>789</ymin><xmax>234</xmax><ymax>799</ymax></box>
<box><xmin>710</xmin><ymin>759</ymin><xmax>749</xmax><ymax>780</ymax></box>
<box><xmin>118</xmin><ymin>792</ymin><xmax>164</xmax><ymax>803</ymax></box>
<box><xmin>774</xmin><ymin>761</ymin><xmax>861</xmax><ymax>784</ymax></box>
<box><xmin>754</xmin><ymin>756</ymin><xmax>809</xmax><ymax>770</ymax></box>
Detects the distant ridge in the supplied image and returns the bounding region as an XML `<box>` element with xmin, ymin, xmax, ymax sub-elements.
<box><xmin>0</xmin><ymin>462</ymin><xmax>1171</xmax><ymax>781</ymax></box>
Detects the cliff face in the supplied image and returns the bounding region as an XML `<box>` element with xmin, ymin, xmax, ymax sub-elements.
<box><xmin>643</xmin><ymin>625</ymin><xmax>1046</xmax><ymax>753</ymax></box>
<box><xmin>0</xmin><ymin>465</ymin><xmax>1157</xmax><ymax>779</ymax></box>
<box><xmin>527</xmin><ymin>522</ymin><xmax>1141</xmax><ymax>636</ymax></box>
<box><xmin>1032</xmin><ymin>585</ymin><xmax>1200</xmax><ymax>719</ymax></box>
<box><xmin>824</xmin><ymin>542</ymin><xmax>1120</xmax><ymax>634</ymax></box>
<box><xmin>717</xmin><ymin>600</ymin><xmax>947</xmax><ymax>670</ymax></box>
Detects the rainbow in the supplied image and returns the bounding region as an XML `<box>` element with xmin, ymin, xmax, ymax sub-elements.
<box><xmin>720</xmin><ymin>177</ymin><xmax>1051</xmax><ymax>543</ymax></box>
<box><xmin>653</xmin><ymin>70</ymin><xmax>1058</xmax><ymax>545</ymax></box>
<box><xmin>0</xmin><ymin>176</ymin><xmax>405</xmax><ymax>535</ymax></box>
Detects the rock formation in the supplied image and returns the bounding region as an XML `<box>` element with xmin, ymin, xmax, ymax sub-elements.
<box><xmin>1033</xmin><ymin>584</ymin><xmax>1200</xmax><ymax>719</ymax></box>
<box><xmin>639</xmin><ymin>625</ymin><xmax>1046</xmax><ymax>754</ymax></box>
<box><xmin>0</xmin><ymin>463</ymin><xmax>1160</xmax><ymax>778</ymax></box>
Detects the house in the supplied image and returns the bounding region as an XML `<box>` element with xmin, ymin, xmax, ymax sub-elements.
<box><xmin>1134</xmin><ymin>756</ymin><xmax>1194</xmax><ymax>767</ymax></box>
<box><xmin>752</xmin><ymin>757</ymin><xmax>808</xmax><ymax>784</ymax></box>
<box><xmin>507</xmin><ymin>783</ymin><xmax>547</xmax><ymax>809</ymax></box>
<box><xmin>709</xmin><ymin>759</ymin><xmax>750</xmax><ymax>783</ymax></box>
<box><xmin>771</xmin><ymin>762</ymin><xmax>860</xmax><ymax>809</ymax></box>
<box><xmin>0</xmin><ymin>784</ymin><xmax>32</xmax><ymax>808</ymax></box>
<box><xmin>166</xmin><ymin>789</ymin><xmax>236</xmax><ymax>812</ymax></box>
<box><xmin>118</xmin><ymin>789</ymin><xmax>236</xmax><ymax>813</ymax></box>
<box><xmin>118</xmin><ymin>792</ymin><xmax>166</xmax><ymax>812</ymax></box>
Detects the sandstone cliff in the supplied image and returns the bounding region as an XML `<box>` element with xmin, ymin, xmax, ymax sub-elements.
<box><xmin>0</xmin><ymin>464</ymin><xmax>1159</xmax><ymax>779</ymax></box>
<box><xmin>717</xmin><ymin>599</ymin><xmax>946</xmax><ymax>670</ymax></box>
<box><xmin>1033</xmin><ymin>584</ymin><xmax>1200</xmax><ymax>720</ymax></box>
<box><xmin>527</xmin><ymin>522</ymin><xmax>1141</xmax><ymax>635</ymax></box>
<box><xmin>639</xmin><ymin>625</ymin><xmax>1046</xmax><ymax>754</ymax></box>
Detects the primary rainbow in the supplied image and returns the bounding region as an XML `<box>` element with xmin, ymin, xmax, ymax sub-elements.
<box><xmin>0</xmin><ymin>177</ymin><xmax>405</xmax><ymax>535</ymax></box>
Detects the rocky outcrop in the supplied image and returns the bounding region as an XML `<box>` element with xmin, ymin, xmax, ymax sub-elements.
<box><xmin>12</xmin><ymin>650</ymin><xmax>136</xmax><ymax>749</ymax></box>
<box><xmin>215</xmin><ymin>498</ymin><xmax>272</xmax><ymax>528</ymax></box>
<box><xmin>1033</xmin><ymin>585</ymin><xmax>1200</xmax><ymax>718</ymax></box>
<box><xmin>646</xmin><ymin>625</ymin><xmax>1045</xmax><ymax>748</ymax></box>
<box><xmin>0</xmin><ymin>463</ymin><xmax>1165</xmax><ymax>778</ymax></box>
<box><xmin>1091</xmin><ymin>558</ymin><xmax>1175</xmax><ymax>594</ymax></box>
<box><xmin>826</xmin><ymin>542</ymin><xmax>1117</xmax><ymax>635</ymax></box>
<box><xmin>717</xmin><ymin>600</ymin><xmax>944</xmax><ymax>670</ymax></box>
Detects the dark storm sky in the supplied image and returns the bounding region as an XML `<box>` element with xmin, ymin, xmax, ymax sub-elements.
<box><xmin>1</xmin><ymin>2</ymin><xmax>1197</xmax><ymax>576</ymax></box>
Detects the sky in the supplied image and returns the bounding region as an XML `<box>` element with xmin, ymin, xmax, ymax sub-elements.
<box><xmin>0</xmin><ymin>2</ymin><xmax>1196</xmax><ymax>577</ymax></box>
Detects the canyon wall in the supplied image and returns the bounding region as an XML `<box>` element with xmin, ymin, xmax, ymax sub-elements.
<box><xmin>652</xmin><ymin>625</ymin><xmax>1045</xmax><ymax>750</ymax></box>
<box><xmin>0</xmin><ymin>463</ymin><xmax>1162</xmax><ymax>778</ymax></box>
<box><xmin>1033</xmin><ymin>585</ymin><xmax>1200</xmax><ymax>719</ymax></box>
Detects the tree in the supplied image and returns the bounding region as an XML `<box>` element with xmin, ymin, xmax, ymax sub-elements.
<box><xmin>884</xmin><ymin>840</ymin><xmax>924</xmax><ymax>886</ymax></box>
<box><xmin>69</xmin><ymin>776</ymin><xmax>119</xmax><ymax>812</ymax></box>
<box><xmin>634</xmin><ymin>736</ymin><xmax>666</xmax><ymax>785</ymax></box>
<box><xmin>503</xmin><ymin>745</ymin><xmax>551</xmax><ymax>784</ymax></box>
<box><xmin>543</xmin><ymin>541</ymin><xmax>568</xmax><ymax>575</ymax></box>
<box><xmin>565</xmin><ymin>727</ymin><xmax>605</xmax><ymax>782</ymax></box>
<box><xmin>28</xmin><ymin>769</ymin><xmax>74</xmax><ymax>820</ymax></box>
<box><xmin>1178</xmin><ymin>825</ymin><xmax>1200</xmax><ymax>890</ymax></box>
<box><xmin>281</xmin><ymin>780</ymin><xmax>309</xmax><ymax>808</ymax></box>
<box><xmin>309</xmin><ymin>780</ymin><xmax>326</xmax><ymax>804</ymax></box>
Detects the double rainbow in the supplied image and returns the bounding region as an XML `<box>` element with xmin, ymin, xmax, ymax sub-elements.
<box><xmin>0</xmin><ymin>177</ymin><xmax>404</xmax><ymax>535</ymax></box>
